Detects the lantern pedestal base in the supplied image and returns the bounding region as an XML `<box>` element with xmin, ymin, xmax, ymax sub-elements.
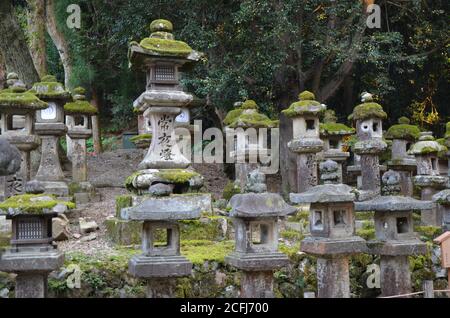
<box><xmin>316</xmin><ymin>256</ymin><xmax>350</xmax><ymax>298</ymax></box>
<box><xmin>225</xmin><ymin>252</ymin><xmax>289</xmax><ymax>272</ymax></box>
<box><xmin>240</xmin><ymin>271</ymin><xmax>275</xmax><ymax>298</ymax></box>
<box><xmin>15</xmin><ymin>272</ymin><xmax>48</xmax><ymax>298</ymax></box>
<box><xmin>380</xmin><ymin>255</ymin><xmax>412</xmax><ymax>297</ymax></box>
<box><xmin>128</xmin><ymin>255</ymin><xmax>192</xmax><ymax>278</ymax></box>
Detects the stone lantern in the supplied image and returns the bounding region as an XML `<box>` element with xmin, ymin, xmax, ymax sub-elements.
<box><xmin>223</xmin><ymin>99</ymin><xmax>279</xmax><ymax>191</ymax></box>
<box><xmin>290</xmin><ymin>160</ymin><xmax>367</xmax><ymax>298</ymax></box>
<box><xmin>282</xmin><ymin>91</ymin><xmax>326</xmax><ymax>193</ymax></box>
<box><xmin>122</xmin><ymin>186</ymin><xmax>200</xmax><ymax>298</ymax></box>
<box><xmin>409</xmin><ymin>132</ymin><xmax>448</xmax><ymax>226</ymax></box>
<box><xmin>225</xmin><ymin>171</ymin><xmax>296</xmax><ymax>298</ymax></box>
<box><xmin>0</xmin><ymin>74</ymin><xmax>48</xmax><ymax>197</ymax></box>
<box><xmin>355</xmin><ymin>170</ymin><xmax>429</xmax><ymax>297</ymax></box>
<box><xmin>126</xmin><ymin>19</ymin><xmax>204</xmax><ymax>194</ymax></box>
<box><xmin>0</xmin><ymin>137</ymin><xmax>21</xmax><ymax>201</ymax></box>
<box><xmin>319</xmin><ymin>110</ymin><xmax>355</xmax><ymax>183</ymax></box>
<box><xmin>385</xmin><ymin>117</ymin><xmax>420</xmax><ymax>197</ymax></box>
<box><xmin>64</xmin><ymin>87</ymin><xmax>97</xmax><ymax>204</ymax></box>
<box><xmin>29</xmin><ymin>75</ymin><xmax>72</xmax><ymax>196</ymax></box>
<box><xmin>0</xmin><ymin>194</ymin><xmax>70</xmax><ymax>298</ymax></box>
<box><xmin>349</xmin><ymin>92</ymin><xmax>387</xmax><ymax>200</ymax></box>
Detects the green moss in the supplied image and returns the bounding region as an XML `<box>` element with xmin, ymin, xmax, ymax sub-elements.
<box><xmin>29</xmin><ymin>80</ymin><xmax>71</xmax><ymax>100</ymax></box>
<box><xmin>0</xmin><ymin>194</ymin><xmax>75</xmax><ymax>214</ymax></box>
<box><xmin>222</xmin><ymin>181</ymin><xmax>241</xmax><ymax>201</ymax></box>
<box><xmin>227</xmin><ymin>111</ymin><xmax>279</xmax><ymax>129</ymax></box>
<box><xmin>139</xmin><ymin>37</ymin><xmax>193</xmax><ymax>57</ymax></box>
<box><xmin>398</xmin><ymin>117</ymin><xmax>411</xmax><ymax>125</ymax></box>
<box><xmin>280</xmin><ymin>229</ymin><xmax>303</xmax><ymax>241</ymax></box>
<box><xmin>73</xmin><ymin>87</ymin><xmax>86</xmax><ymax>95</ymax></box>
<box><xmin>279</xmin><ymin>242</ymin><xmax>302</xmax><ymax>259</ymax></box>
<box><xmin>348</xmin><ymin>102</ymin><xmax>387</xmax><ymax>121</ymax></box>
<box><xmin>241</xmin><ymin>100</ymin><xmax>258</xmax><ymax>110</ymax></box>
<box><xmin>115</xmin><ymin>195</ymin><xmax>133</xmax><ymax>218</ymax></box>
<box><xmin>385</xmin><ymin>124</ymin><xmax>421</xmax><ymax>141</ymax></box>
<box><xmin>41</xmin><ymin>75</ymin><xmax>57</xmax><ymax>82</ymax></box>
<box><xmin>282</xmin><ymin>100</ymin><xmax>323</xmax><ymax>118</ymax></box>
<box><xmin>414</xmin><ymin>226</ymin><xmax>442</xmax><ymax>241</ymax></box>
<box><xmin>299</xmin><ymin>91</ymin><xmax>315</xmax><ymax>101</ymax></box>
<box><xmin>124</xmin><ymin>171</ymin><xmax>143</xmax><ymax>193</ymax></box>
<box><xmin>0</xmin><ymin>90</ymin><xmax>48</xmax><ymax>110</ymax></box>
<box><xmin>64</xmin><ymin>100</ymin><xmax>98</xmax><ymax>115</ymax></box>
<box><xmin>182</xmin><ymin>240</ymin><xmax>234</xmax><ymax>265</ymax></box>
<box><xmin>287</xmin><ymin>209</ymin><xmax>309</xmax><ymax>222</ymax></box>
<box><xmin>320</xmin><ymin>122</ymin><xmax>355</xmax><ymax>135</ymax></box>
<box><xmin>356</xmin><ymin>228</ymin><xmax>376</xmax><ymax>241</ymax></box>
<box><xmin>156</xmin><ymin>169</ymin><xmax>200</xmax><ymax>184</ymax></box>
<box><xmin>223</xmin><ymin>108</ymin><xmax>244</xmax><ymax>126</ymax></box>
<box><xmin>150</xmin><ymin>19</ymin><xmax>173</xmax><ymax>33</ymax></box>
<box><xmin>445</xmin><ymin>122</ymin><xmax>450</xmax><ymax>138</ymax></box>
<box><xmin>356</xmin><ymin>211</ymin><xmax>374</xmax><ymax>221</ymax></box>
<box><xmin>130</xmin><ymin>134</ymin><xmax>152</xmax><ymax>142</ymax></box>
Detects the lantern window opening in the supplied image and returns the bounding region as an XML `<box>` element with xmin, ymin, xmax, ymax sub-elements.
<box><xmin>333</xmin><ymin>210</ymin><xmax>347</xmax><ymax>227</ymax></box>
<box><xmin>306</xmin><ymin>119</ymin><xmax>316</xmax><ymax>131</ymax></box>
<box><xmin>313</xmin><ymin>210</ymin><xmax>324</xmax><ymax>230</ymax></box>
<box><xmin>153</xmin><ymin>227</ymin><xmax>172</xmax><ymax>248</ymax></box>
<box><xmin>396</xmin><ymin>217</ymin><xmax>409</xmax><ymax>234</ymax></box>
<box><xmin>251</xmin><ymin>222</ymin><xmax>270</xmax><ymax>246</ymax></box>
<box><xmin>329</xmin><ymin>139</ymin><xmax>340</xmax><ymax>150</ymax></box>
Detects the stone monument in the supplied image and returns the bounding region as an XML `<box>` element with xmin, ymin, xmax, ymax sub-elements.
<box><xmin>225</xmin><ymin>170</ymin><xmax>296</xmax><ymax>298</ymax></box>
<box><xmin>349</xmin><ymin>92</ymin><xmax>387</xmax><ymax>200</ymax></box>
<box><xmin>29</xmin><ymin>75</ymin><xmax>71</xmax><ymax>196</ymax></box>
<box><xmin>355</xmin><ymin>170</ymin><xmax>429</xmax><ymax>297</ymax></box>
<box><xmin>290</xmin><ymin>160</ymin><xmax>367</xmax><ymax>298</ymax></box>
<box><xmin>282</xmin><ymin>91</ymin><xmax>326</xmax><ymax>193</ymax></box>
<box><xmin>385</xmin><ymin>117</ymin><xmax>420</xmax><ymax>197</ymax></box>
<box><xmin>409</xmin><ymin>132</ymin><xmax>448</xmax><ymax>226</ymax></box>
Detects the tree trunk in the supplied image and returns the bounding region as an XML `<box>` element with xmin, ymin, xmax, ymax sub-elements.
<box><xmin>0</xmin><ymin>52</ymin><xmax>6</xmax><ymax>88</ymax></box>
<box><xmin>90</xmin><ymin>88</ymin><xmax>103</xmax><ymax>154</ymax></box>
<box><xmin>27</xmin><ymin>0</ymin><xmax>47</xmax><ymax>77</ymax></box>
<box><xmin>0</xmin><ymin>0</ymin><xmax>39</xmax><ymax>86</ymax></box>
<box><xmin>45</xmin><ymin>0</ymin><xmax>73</xmax><ymax>89</ymax></box>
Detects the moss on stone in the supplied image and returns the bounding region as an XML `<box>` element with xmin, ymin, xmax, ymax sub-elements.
<box><xmin>385</xmin><ymin>124</ymin><xmax>421</xmax><ymax>141</ymax></box>
<box><xmin>398</xmin><ymin>117</ymin><xmax>411</xmax><ymax>125</ymax></box>
<box><xmin>30</xmin><ymin>78</ymin><xmax>71</xmax><ymax>100</ymax></box>
<box><xmin>139</xmin><ymin>37</ymin><xmax>193</xmax><ymax>57</ymax></box>
<box><xmin>222</xmin><ymin>181</ymin><xmax>241</xmax><ymax>201</ymax></box>
<box><xmin>223</xmin><ymin>108</ymin><xmax>244</xmax><ymax>126</ymax></box>
<box><xmin>227</xmin><ymin>111</ymin><xmax>279</xmax><ymax>129</ymax></box>
<box><xmin>156</xmin><ymin>169</ymin><xmax>201</xmax><ymax>184</ymax></box>
<box><xmin>241</xmin><ymin>100</ymin><xmax>258</xmax><ymax>110</ymax></box>
<box><xmin>115</xmin><ymin>195</ymin><xmax>133</xmax><ymax>218</ymax></box>
<box><xmin>73</xmin><ymin>87</ymin><xmax>86</xmax><ymax>95</ymax></box>
<box><xmin>150</xmin><ymin>19</ymin><xmax>173</xmax><ymax>33</ymax></box>
<box><xmin>64</xmin><ymin>100</ymin><xmax>98</xmax><ymax>115</ymax></box>
<box><xmin>181</xmin><ymin>240</ymin><xmax>234</xmax><ymax>265</ymax></box>
<box><xmin>0</xmin><ymin>90</ymin><xmax>48</xmax><ymax>110</ymax></box>
<box><xmin>320</xmin><ymin>122</ymin><xmax>355</xmax><ymax>136</ymax></box>
<box><xmin>299</xmin><ymin>91</ymin><xmax>315</xmax><ymax>101</ymax></box>
<box><xmin>282</xmin><ymin>100</ymin><xmax>324</xmax><ymax>118</ymax></box>
<box><xmin>0</xmin><ymin>194</ymin><xmax>75</xmax><ymax>215</ymax></box>
<box><xmin>445</xmin><ymin>122</ymin><xmax>450</xmax><ymax>138</ymax></box>
<box><xmin>130</xmin><ymin>134</ymin><xmax>152</xmax><ymax>142</ymax></box>
<box><xmin>348</xmin><ymin>102</ymin><xmax>387</xmax><ymax>121</ymax></box>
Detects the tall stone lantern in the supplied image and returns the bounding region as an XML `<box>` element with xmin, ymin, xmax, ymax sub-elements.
<box><xmin>126</xmin><ymin>19</ymin><xmax>204</xmax><ymax>194</ymax></box>
<box><xmin>0</xmin><ymin>74</ymin><xmax>48</xmax><ymax>197</ymax></box>
<box><xmin>355</xmin><ymin>170</ymin><xmax>429</xmax><ymax>297</ymax></box>
<box><xmin>349</xmin><ymin>93</ymin><xmax>387</xmax><ymax>200</ymax></box>
<box><xmin>410</xmin><ymin>132</ymin><xmax>448</xmax><ymax>226</ymax></box>
<box><xmin>0</xmin><ymin>194</ymin><xmax>71</xmax><ymax>298</ymax></box>
<box><xmin>282</xmin><ymin>91</ymin><xmax>326</xmax><ymax>193</ymax></box>
<box><xmin>29</xmin><ymin>75</ymin><xmax>71</xmax><ymax>196</ymax></box>
<box><xmin>64</xmin><ymin>87</ymin><xmax>97</xmax><ymax>203</ymax></box>
<box><xmin>385</xmin><ymin>117</ymin><xmax>420</xmax><ymax>197</ymax></box>
<box><xmin>223</xmin><ymin>99</ymin><xmax>279</xmax><ymax>191</ymax></box>
<box><xmin>290</xmin><ymin>160</ymin><xmax>367</xmax><ymax>298</ymax></box>
<box><xmin>319</xmin><ymin>110</ymin><xmax>355</xmax><ymax>183</ymax></box>
<box><xmin>225</xmin><ymin>171</ymin><xmax>297</xmax><ymax>298</ymax></box>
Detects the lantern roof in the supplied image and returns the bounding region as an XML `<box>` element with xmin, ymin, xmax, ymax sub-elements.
<box><xmin>64</xmin><ymin>87</ymin><xmax>98</xmax><ymax>115</ymax></box>
<box><xmin>0</xmin><ymin>73</ymin><xmax>48</xmax><ymax>111</ymax></box>
<box><xmin>282</xmin><ymin>91</ymin><xmax>326</xmax><ymax>118</ymax></box>
<box><xmin>29</xmin><ymin>75</ymin><xmax>71</xmax><ymax>100</ymax></box>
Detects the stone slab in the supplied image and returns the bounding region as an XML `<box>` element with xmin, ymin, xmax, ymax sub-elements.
<box><xmin>301</xmin><ymin>236</ymin><xmax>368</xmax><ymax>255</ymax></box>
<box><xmin>0</xmin><ymin>250</ymin><xmax>64</xmax><ymax>273</ymax></box>
<box><xmin>225</xmin><ymin>252</ymin><xmax>289</xmax><ymax>271</ymax></box>
<box><xmin>367</xmin><ymin>240</ymin><xmax>427</xmax><ymax>256</ymax></box>
<box><xmin>128</xmin><ymin>255</ymin><xmax>192</xmax><ymax>278</ymax></box>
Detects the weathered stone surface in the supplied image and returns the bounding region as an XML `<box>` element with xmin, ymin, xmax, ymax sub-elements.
<box><xmin>353</xmin><ymin>139</ymin><xmax>387</xmax><ymax>155</ymax></box>
<box><xmin>379</xmin><ymin>255</ymin><xmax>412</xmax><ymax>297</ymax></box>
<box><xmin>122</xmin><ymin>197</ymin><xmax>201</xmax><ymax>221</ymax></box>
<box><xmin>316</xmin><ymin>256</ymin><xmax>350</xmax><ymax>298</ymax></box>
<box><xmin>134</xmin><ymin>193</ymin><xmax>213</xmax><ymax>214</ymax></box>
<box><xmin>301</xmin><ymin>237</ymin><xmax>368</xmax><ymax>255</ymax></box>
<box><xmin>240</xmin><ymin>271</ymin><xmax>275</xmax><ymax>298</ymax></box>
<box><xmin>24</xmin><ymin>180</ymin><xmax>45</xmax><ymax>194</ymax></box>
<box><xmin>128</xmin><ymin>255</ymin><xmax>192</xmax><ymax>278</ymax></box>
<box><xmin>414</xmin><ymin>175</ymin><xmax>447</xmax><ymax>188</ymax></box>
<box><xmin>225</xmin><ymin>252</ymin><xmax>289</xmax><ymax>271</ymax></box>
<box><xmin>244</xmin><ymin>170</ymin><xmax>267</xmax><ymax>193</ymax></box>
<box><xmin>0</xmin><ymin>250</ymin><xmax>64</xmax><ymax>273</ymax></box>
<box><xmin>367</xmin><ymin>240</ymin><xmax>427</xmax><ymax>256</ymax></box>
<box><xmin>0</xmin><ymin>138</ymin><xmax>21</xmax><ymax>176</ymax></box>
<box><xmin>355</xmin><ymin>196</ymin><xmax>432</xmax><ymax>212</ymax></box>
<box><xmin>229</xmin><ymin>193</ymin><xmax>297</xmax><ymax>218</ymax></box>
<box><xmin>290</xmin><ymin>184</ymin><xmax>355</xmax><ymax>204</ymax></box>
<box><xmin>52</xmin><ymin>216</ymin><xmax>71</xmax><ymax>241</ymax></box>
<box><xmin>288</xmin><ymin>138</ymin><xmax>323</xmax><ymax>154</ymax></box>
<box><xmin>148</xmin><ymin>183</ymin><xmax>174</xmax><ymax>197</ymax></box>
<box><xmin>79</xmin><ymin>217</ymin><xmax>99</xmax><ymax>234</ymax></box>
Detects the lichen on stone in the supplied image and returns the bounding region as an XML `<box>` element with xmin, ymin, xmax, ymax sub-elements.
<box><xmin>385</xmin><ymin>124</ymin><xmax>421</xmax><ymax>141</ymax></box>
<box><xmin>320</xmin><ymin>123</ymin><xmax>355</xmax><ymax>136</ymax></box>
<box><xmin>29</xmin><ymin>75</ymin><xmax>71</xmax><ymax>100</ymax></box>
<box><xmin>0</xmin><ymin>90</ymin><xmax>48</xmax><ymax>111</ymax></box>
<box><xmin>115</xmin><ymin>195</ymin><xmax>133</xmax><ymax>218</ymax></box>
<box><xmin>64</xmin><ymin>100</ymin><xmax>98</xmax><ymax>115</ymax></box>
<box><xmin>227</xmin><ymin>110</ymin><xmax>279</xmax><ymax>129</ymax></box>
<box><xmin>155</xmin><ymin>169</ymin><xmax>201</xmax><ymax>184</ymax></box>
<box><xmin>409</xmin><ymin>137</ymin><xmax>446</xmax><ymax>155</ymax></box>
<box><xmin>241</xmin><ymin>100</ymin><xmax>258</xmax><ymax>110</ymax></box>
<box><xmin>0</xmin><ymin>194</ymin><xmax>75</xmax><ymax>215</ymax></box>
<box><xmin>139</xmin><ymin>37</ymin><xmax>193</xmax><ymax>57</ymax></box>
<box><xmin>348</xmin><ymin>102</ymin><xmax>387</xmax><ymax>121</ymax></box>
<box><xmin>282</xmin><ymin>91</ymin><xmax>326</xmax><ymax>118</ymax></box>
<box><xmin>223</xmin><ymin>108</ymin><xmax>244</xmax><ymax>126</ymax></box>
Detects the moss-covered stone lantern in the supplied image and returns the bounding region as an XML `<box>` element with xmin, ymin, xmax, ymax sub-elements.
<box><xmin>29</xmin><ymin>75</ymin><xmax>72</xmax><ymax>196</ymax></box>
<box><xmin>410</xmin><ymin>132</ymin><xmax>448</xmax><ymax>226</ymax></box>
<box><xmin>64</xmin><ymin>87</ymin><xmax>97</xmax><ymax>203</ymax></box>
<box><xmin>319</xmin><ymin>110</ymin><xmax>355</xmax><ymax>183</ymax></box>
<box><xmin>349</xmin><ymin>92</ymin><xmax>388</xmax><ymax>200</ymax></box>
<box><xmin>0</xmin><ymin>74</ymin><xmax>48</xmax><ymax>197</ymax></box>
<box><xmin>355</xmin><ymin>170</ymin><xmax>429</xmax><ymax>297</ymax></box>
<box><xmin>223</xmin><ymin>99</ymin><xmax>279</xmax><ymax>191</ymax></box>
<box><xmin>291</xmin><ymin>160</ymin><xmax>367</xmax><ymax>298</ymax></box>
<box><xmin>282</xmin><ymin>91</ymin><xmax>326</xmax><ymax>193</ymax></box>
<box><xmin>225</xmin><ymin>171</ymin><xmax>296</xmax><ymax>298</ymax></box>
<box><xmin>0</xmin><ymin>194</ymin><xmax>74</xmax><ymax>298</ymax></box>
<box><xmin>385</xmin><ymin>117</ymin><xmax>420</xmax><ymax>197</ymax></box>
<box><xmin>126</xmin><ymin>19</ymin><xmax>203</xmax><ymax>194</ymax></box>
